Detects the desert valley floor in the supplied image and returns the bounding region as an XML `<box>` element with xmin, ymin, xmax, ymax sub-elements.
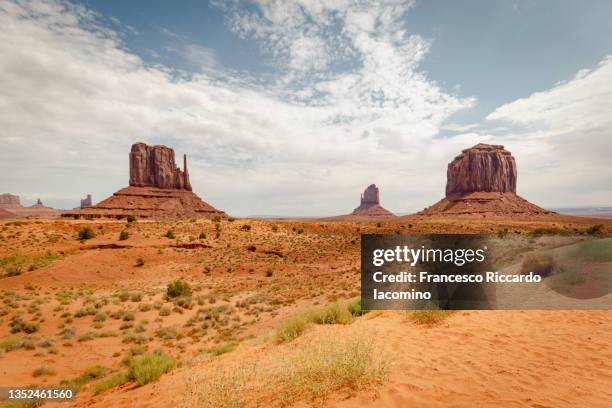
<box><xmin>0</xmin><ymin>216</ymin><xmax>610</xmax><ymax>408</ymax></box>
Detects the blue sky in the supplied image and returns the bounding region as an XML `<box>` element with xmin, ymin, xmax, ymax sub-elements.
<box><xmin>1</xmin><ymin>0</ymin><xmax>611</xmax><ymax>215</ymax></box>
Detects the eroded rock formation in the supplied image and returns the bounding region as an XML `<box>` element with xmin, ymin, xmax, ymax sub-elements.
<box><xmin>347</xmin><ymin>184</ymin><xmax>395</xmax><ymax>218</ymax></box>
<box><xmin>63</xmin><ymin>142</ymin><xmax>225</xmax><ymax>219</ymax></box>
<box><xmin>419</xmin><ymin>143</ymin><xmax>550</xmax><ymax>217</ymax></box>
<box><xmin>129</xmin><ymin>143</ymin><xmax>192</xmax><ymax>191</ymax></box>
<box><xmin>80</xmin><ymin>194</ymin><xmax>93</xmax><ymax>209</ymax></box>
<box><xmin>446</xmin><ymin>144</ymin><xmax>516</xmax><ymax>197</ymax></box>
<box><xmin>0</xmin><ymin>193</ymin><xmax>21</xmax><ymax>208</ymax></box>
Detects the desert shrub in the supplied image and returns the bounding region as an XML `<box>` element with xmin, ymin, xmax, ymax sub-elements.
<box><xmin>119</xmin><ymin>230</ymin><xmax>129</xmax><ymax>241</ymax></box>
<box><xmin>159</xmin><ymin>307</ymin><xmax>171</xmax><ymax>316</ymax></box>
<box><xmin>240</xmin><ymin>224</ymin><xmax>251</xmax><ymax>232</ymax></box>
<box><xmin>60</xmin><ymin>365</ymin><xmax>106</xmax><ymax>391</ymax></box>
<box><xmin>135</xmin><ymin>257</ymin><xmax>145</xmax><ymax>267</ymax></box>
<box><xmin>130</xmin><ymin>292</ymin><xmax>143</xmax><ymax>302</ymax></box>
<box><xmin>127</xmin><ymin>215</ymin><xmax>137</xmax><ymax>223</ymax></box>
<box><xmin>78</xmin><ymin>331</ymin><xmax>96</xmax><ymax>342</ymax></box>
<box><xmin>78</xmin><ymin>227</ymin><xmax>95</xmax><ymax>240</ymax></box>
<box><xmin>127</xmin><ymin>351</ymin><xmax>176</xmax><ymax>386</ymax></box>
<box><xmin>92</xmin><ymin>372</ymin><xmax>129</xmax><ymax>395</ymax></box>
<box><xmin>207</xmin><ymin>343</ymin><xmax>237</xmax><ymax>356</ymax></box>
<box><xmin>308</xmin><ymin>303</ymin><xmax>353</xmax><ymax>325</ymax></box>
<box><xmin>276</xmin><ymin>316</ymin><xmax>308</xmax><ymax>343</ymax></box>
<box><xmin>166</xmin><ymin>279</ymin><xmax>192</xmax><ymax>298</ymax></box>
<box><xmin>586</xmin><ymin>224</ymin><xmax>605</xmax><ymax>235</ymax></box>
<box><xmin>271</xmin><ymin>224</ymin><xmax>278</xmax><ymax>232</ymax></box>
<box><xmin>408</xmin><ymin>310</ymin><xmax>451</xmax><ymax>326</ymax></box>
<box><xmin>521</xmin><ymin>254</ymin><xmax>556</xmax><ymax>277</ymax></box>
<box><xmin>155</xmin><ymin>326</ymin><xmax>177</xmax><ymax>340</ymax></box>
<box><xmin>165</xmin><ymin>230</ymin><xmax>175</xmax><ymax>239</ymax></box>
<box><xmin>199</xmin><ymin>232</ymin><xmax>206</xmax><ymax>240</ymax></box>
<box><xmin>265</xmin><ymin>269</ymin><xmax>273</xmax><ymax>277</ymax></box>
<box><xmin>32</xmin><ymin>365</ymin><xmax>56</xmax><ymax>377</ymax></box>
<box><xmin>347</xmin><ymin>298</ymin><xmax>365</xmax><ymax>316</ymax></box>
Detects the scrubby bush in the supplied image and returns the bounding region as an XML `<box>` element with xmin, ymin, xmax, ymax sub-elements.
<box><xmin>135</xmin><ymin>257</ymin><xmax>145</xmax><ymax>267</ymax></box>
<box><xmin>166</xmin><ymin>279</ymin><xmax>192</xmax><ymax>298</ymax></box>
<box><xmin>127</xmin><ymin>215</ymin><xmax>137</xmax><ymax>223</ymax></box>
<box><xmin>521</xmin><ymin>254</ymin><xmax>556</xmax><ymax>277</ymax></box>
<box><xmin>347</xmin><ymin>298</ymin><xmax>365</xmax><ymax>316</ymax></box>
<box><xmin>276</xmin><ymin>316</ymin><xmax>308</xmax><ymax>343</ymax></box>
<box><xmin>127</xmin><ymin>351</ymin><xmax>176</xmax><ymax>386</ymax></box>
<box><xmin>408</xmin><ymin>310</ymin><xmax>451</xmax><ymax>325</ymax></box>
<box><xmin>165</xmin><ymin>230</ymin><xmax>175</xmax><ymax>239</ymax></box>
<box><xmin>78</xmin><ymin>227</ymin><xmax>95</xmax><ymax>240</ymax></box>
<box><xmin>199</xmin><ymin>232</ymin><xmax>206</xmax><ymax>240</ymax></box>
<box><xmin>119</xmin><ymin>230</ymin><xmax>129</xmax><ymax>241</ymax></box>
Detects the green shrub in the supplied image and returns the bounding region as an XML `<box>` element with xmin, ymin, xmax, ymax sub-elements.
<box><xmin>240</xmin><ymin>224</ymin><xmax>251</xmax><ymax>232</ymax></box>
<box><xmin>78</xmin><ymin>227</ymin><xmax>95</xmax><ymax>240</ymax></box>
<box><xmin>92</xmin><ymin>372</ymin><xmax>129</xmax><ymax>395</ymax></box>
<box><xmin>165</xmin><ymin>230</ymin><xmax>175</xmax><ymax>239</ymax></box>
<box><xmin>207</xmin><ymin>343</ymin><xmax>237</xmax><ymax>356</ymax></box>
<box><xmin>347</xmin><ymin>298</ymin><xmax>365</xmax><ymax>316</ymax></box>
<box><xmin>127</xmin><ymin>215</ymin><xmax>137</xmax><ymax>223</ymax></box>
<box><xmin>127</xmin><ymin>352</ymin><xmax>176</xmax><ymax>386</ymax></box>
<box><xmin>119</xmin><ymin>230</ymin><xmax>129</xmax><ymax>241</ymax></box>
<box><xmin>199</xmin><ymin>232</ymin><xmax>206</xmax><ymax>240</ymax></box>
<box><xmin>166</xmin><ymin>279</ymin><xmax>192</xmax><ymax>298</ymax></box>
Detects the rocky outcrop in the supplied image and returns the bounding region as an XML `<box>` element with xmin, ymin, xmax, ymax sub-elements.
<box><xmin>0</xmin><ymin>193</ymin><xmax>21</xmax><ymax>208</ymax></box>
<box><xmin>419</xmin><ymin>143</ymin><xmax>551</xmax><ymax>217</ymax></box>
<box><xmin>129</xmin><ymin>143</ymin><xmax>192</xmax><ymax>191</ymax></box>
<box><xmin>63</xmin><ymin>143</ymin><xmax>225</xmax><ymax>219</ymax></box>
<box><xmin>446</xmin><ymin>144</ymin><xmax>516</xmax><ymax>197</ymax></box>
<box><xmin>321</xmin><ymin>184</ymin><xmax>395</xmax><ymax>220</ymax></box>
<box><xmin>80</xmin><ymin>194</ymin><xmax>93</xmax><ymax>208</ymax></box>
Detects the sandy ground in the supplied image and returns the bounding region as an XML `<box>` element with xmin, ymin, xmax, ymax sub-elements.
<box><xmin>0</xmin><ymin>215</ymin><xmax>610</xmax><ymax>407</ymax></box>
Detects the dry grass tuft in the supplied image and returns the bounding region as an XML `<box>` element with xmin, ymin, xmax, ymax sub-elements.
<box><xmin>184</xmin><ymin>332</ymin><xmax>388</xmax><ymax>408</ymax></box>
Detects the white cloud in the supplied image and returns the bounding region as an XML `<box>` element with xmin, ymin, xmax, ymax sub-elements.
<box><xmin>0</xmin><ymin>0</ymin><xmax>485</xmax><ymax>215</ymax></box>
<box><xmin>486</xmin><ymin>56</ymin><xmax>612</xmax><ymax>206</ymax></box>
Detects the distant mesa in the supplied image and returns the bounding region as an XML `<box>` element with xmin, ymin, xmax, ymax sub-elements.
<box><xmin>419</xmin><ymin>143</ymin><xmax>551</xmax><ymax>217</ymax></box>
<box><xmin>63</xmin><ymin>142</ymin><xmax>225</xmax><ymax>219</ymax></box>
<box><xmin>352</xmin><ymin>184</ymin><xmax>395</xmax><ymax>217</ymax></box>
<box><xmin>0</xmin><ymin>193</ymin><xmax>21</xmax><ymax>208</ymax></box>
<box><xmin>0</xmin><ymin>194</ymin><xmax>62</xmax><ymax>219</ymax></box>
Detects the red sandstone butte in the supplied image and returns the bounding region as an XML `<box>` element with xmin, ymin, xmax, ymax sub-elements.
<box><xmin>419</xmin><ymin>143</ymin><xmax>551</xmax><ymax>217</ymax></box>
<box><xmin>129</xmin><ymin>143</ymin><xmax>192</xmax><ymax>191</ymax></box>
<box><xmin>0</xmin><ymin>193</ymin><xmax>21</xmax><ymax>208</ymax></box>
<box><xmin>352</xmin><ymin>184</ymin><xmax>395</xmax><ymax>217</ymax></box>
<box><xmin>63</xmin><ymin>142</ymin><xmax>225</xmax><ymax>219</ymax></box>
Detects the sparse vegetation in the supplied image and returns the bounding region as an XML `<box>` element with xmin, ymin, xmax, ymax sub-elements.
<box><xmin>119</xmin><ymin>230</ymin><xmax>129</xmax><ymax>240</ymax></box>
<box><xmin>78</xmin><ymin>227</ymin><xmax>95</xmax><ymax>240</ymax></box>
<box><xmin>127</xmin><ymin>351</ymin><xmax>176</xmax><ymax>386</ymax></box>
<box><xmin>166</xmin><ymin>279</ymin><xmax>192</xmax><ymax>298</ymax></box>
<box><xmin>407</xmin><ymin>310</ymin><xmax>451</xmax><ymax>326</ymax></box>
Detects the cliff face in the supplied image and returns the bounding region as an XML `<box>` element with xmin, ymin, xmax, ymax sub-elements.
<box><xmin>419</xmin><ymin>143</ymin><xmax>550</xmax><ymax>217</ymax></box>
<box><xmin>129</xmin><ymin>143</ymin><xmax>192</xmax><ymax>191</ymax></box>
<box><xmin>63</xmin><ymin>142</ymin><xmax>225</xmax><ymax>219</ymax></box>
<box><xmin>445</xmin><ymin>144</ymin><xmax>516</xmax><ymax>197</ymax></box>
<box><xmin>0</xmin><ymin>193</ymin><xmax>21</xmax><ymax>208</ymax></box>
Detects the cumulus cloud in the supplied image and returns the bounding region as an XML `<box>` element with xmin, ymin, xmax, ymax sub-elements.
<box><xmin>0</xmin><ymin>0</ymin><xmax>478</xmax><ymax>215</ymax></box>
<box><xmin>485</xmin><ymin>57</ymin><xmax>612</xmax><ymax>206</ymax></box>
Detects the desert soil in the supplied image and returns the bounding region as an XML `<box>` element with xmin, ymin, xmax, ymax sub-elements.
<box><xmin>0</xmin><ymin>215</ymin><xmax>610</xmax><ymax>407</ymax></box>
